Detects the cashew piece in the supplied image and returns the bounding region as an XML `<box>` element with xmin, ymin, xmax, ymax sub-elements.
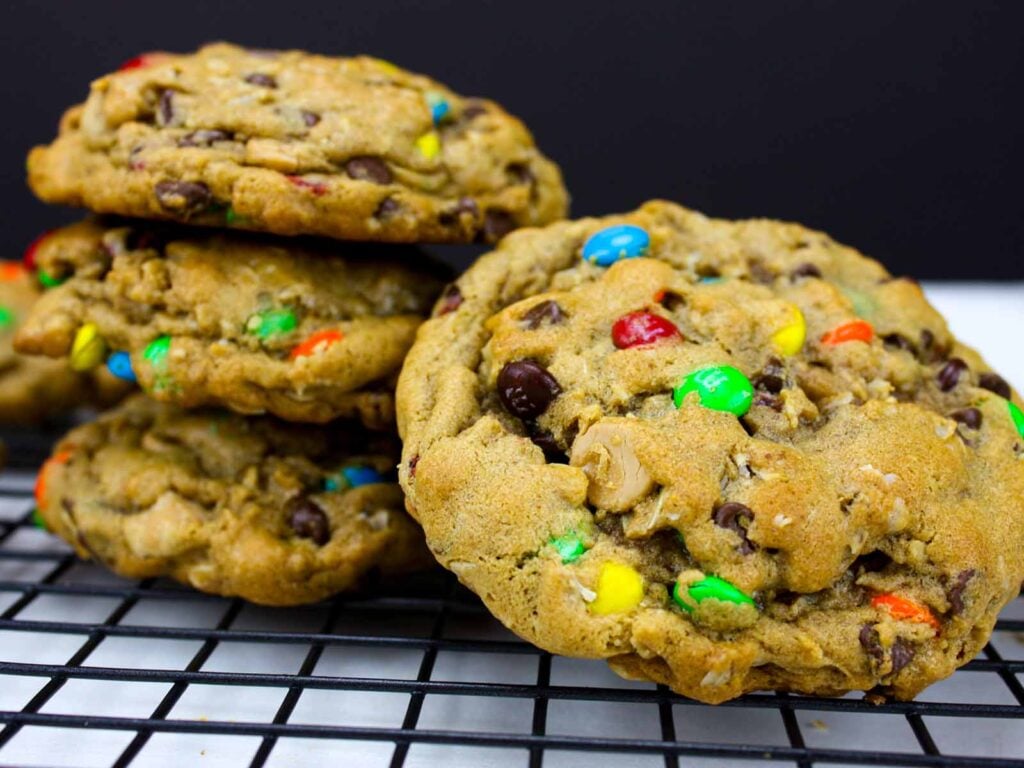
<box><xmin>570</xmin><ymin>421</ymin><xmax>654</xmax><ymax>511</ymax></box>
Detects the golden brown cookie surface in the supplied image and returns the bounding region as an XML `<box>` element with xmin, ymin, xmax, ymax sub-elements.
<box><xmin>36</xmin><ymin>395</ymin><xmax>433</xmax><ymax>606</ymax></box>
<box><xmin>28</xmin><ymin>43</ymin><xmax>568</xmax><ymax>243</ymax></box>
<box><xmin>15</xmin><ymin>219</ymin><xmax>445</xmax><ymax>426</ymax></box>
<box><xmin>397</xmin><ymin>200</ymin><xmax>1024</xmax><ymax>703</ymax></box>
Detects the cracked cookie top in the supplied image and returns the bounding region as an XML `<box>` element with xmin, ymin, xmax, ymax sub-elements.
<box><xmin>27</xmin><ymin>43</ymin><xmax>569</xmax><ymax>243</ymax></box>
<box><xmin>397</xmin><ymin>200</ymin><xmax>1024</xmax><ymax>703</ymax></box>
<box><xmin>36</xmin><ymin>395</ymin><xmax>433</xmax><ymax>605</ymax></box>
<box><xmin>14</xmin><ymin>219</ymin><xmax>445</xmax><ymax>426</ymax></box>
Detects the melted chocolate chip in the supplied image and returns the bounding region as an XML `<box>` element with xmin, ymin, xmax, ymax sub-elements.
<box><xmin>435</xmin><ymin>284</ymin><xmax>463</xmax><ymax>316</ymax></box>
<box><xmin>752</xmin><ymin>358</ymin><xmax>786</xmax><ymax>394</ymax></box>
<box><xmin>852</xmin><ymin>550</ymin><xmax>892</xmax><ymax>574</ymax></box>
<box><xmin>345</xmin><ymin>157</ymin><xmax>393</xmax><ymax>185</ymax></box>
<box><xmin>937</xmin><ymin>358</ymin><xmax>969</xmax><ymax>392</ymax></box>
<box><xmin>157</xmin><ymin>90</ymin><xmax>176</xmax><ymax>126</ymax></box>
<box><xmin>506</xmin><ymin>163</ymin><xmax>534</xmax><ymax>185</ymax></box>
<box><xmin>374</xmin><ymin>198</ymin><xmax>400</xmax><ymax>219</ymax></box>
<box><xmin>748</xmin><ymin>261</ymin><xmax>776</xmax><ymax>284</ymax></box>
<box><xmin>497</xmin><ymin>360</ymin><xmax>561</xmax><ymax>420</ymax></box>
<box><xmin>439</xmin><ymin>197</ymin><xmax>479</xmax><ymax>226</ymax></box>
<box><xmin>154</xmin><ymin>180</ymin><xmax>212</xmax><ymax>216</ymax></box>
<box><xmin>919</xmin><ymin>329</ymin><xmax>951</xmax><ymax>363</ymax></box>
<box><xmin>244</xmin><ymin>73</ymin><xmax>278</xmax><ymax>88</ymax></box>
<box><xmin>753</xmin><ymin>392</ymin><xmax>783</xmax><ymax>411</ymax></box>
<box><xmin>658</xmin><ymin>290</ymin><xmax>686</xmax><ymax>312</ymax></box>
<box><xmin>462</xmin><ymin>101</ymin><xmax>488</xmax><ymax>119</ymax></box>
<box><xmin>521</xmin><ymin>300</ymin><xmax>565</xmax><ymax>329</ymax></box>
<box><xmin>483</xmin><ymin>210</ymin><xmax>515</xmax><ymax>241</ymax></box>
<box><xmin>859</xmin><ymin>625</ymin><xmax>884</xmax><ymax>662</ymax></box>
<box><xmin>890</xmin><ymin>638</ymin><xmax>915</xmax><ymax>674</ymax></box>
<box><xmin>951</xmin><ymin>407</ymin><xmax>983</xmax><ymax>430</ymax></box>
<box><xmin>947</xmin><ymin>569</ymin><xmax>975</xmax><ymax>616</ymax></box>
<box><xmin>178</xmin><ymin>129</ymin><xmax>232</xmax><ymax>147</ymax></box>
<box><xmin>712</xmin><ymin>502</ymin><xmax>755</xmax><ymax>554</ymax></box>
<box><xmin>882</xmin><ymin>333</ymin><xmax>915</xmax><ymax>352</ymax></box>
<box><xmin>790</xmin><ymin>262</ymin><xmax>822</xmax><ymax>280</ymax></box>
<box><xmin>287</xmin><ymin>496</ymin><xmax>330</xmax><ymax>545</ymax></box>
<box><xmin>301</xmin><ymin>110</ymin><xmax>321</xmax><ymax>127</ymax></box>
<box><xmin>526</xmin><ymin>423</ymin><xmax>567</xmax><ymax>463</ymax></box>
<box><xmin>979</xmin><ymin>372</ymin><xmax>1011</xmax><ymax>399</ymax></box>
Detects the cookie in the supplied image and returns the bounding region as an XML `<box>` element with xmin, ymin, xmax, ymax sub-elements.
<box><xmin>0</xmin><ymin>260</ymin><xmax>127</xmax><ymax>424</ymax></box>
<box><xmin>35</xmin><ymin>394</ymin><xmax>433</xmax><ymax>605</ymax></box>
<box><xmin>396</xmin><ymin>200</ymin><xmax>1024</xmax><ymax>704</ymax></box>
<box><xmin>27</xmin><ymin>43</ymin><xmax>568</xmax><ymax>244</ymax></box>
<box><xmin>14</xmin><ymin>219</ymin><xmax>445</xmax><ymax>426</ymax></box>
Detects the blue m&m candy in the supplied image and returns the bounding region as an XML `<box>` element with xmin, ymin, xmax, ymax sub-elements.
<box><xmin>426</xmin><ymin>92</ymin><xmax>451</xmax><ymax>125</ymax></box>
<box><xmin>343</xmin><ymin>465</ymin><xmax>385</xmax><ymax>487</ymax></box>
<box><xmin>106</xmin><ymin>350</ymin><xmax>136</xmax><ymax>383</ymax></box>
<box><xmin>581</xmin><ymin>225</ymin><xmax>650</xmax><ymax>266</ymax></box>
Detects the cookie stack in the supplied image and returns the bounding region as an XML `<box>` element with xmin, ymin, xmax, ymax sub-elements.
<box><xmin>17</xmin><ymin>43</ymin><xmax>568</xmax><ymax>605</ymax></box>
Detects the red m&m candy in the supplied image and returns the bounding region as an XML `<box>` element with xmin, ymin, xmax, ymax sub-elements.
<box><xmin>612</xmin><ymin>311</ymin><xmax>682</xmax><ymax>349</ymax></box>
<box><xmin>22</xmin><ymin>231</ymin><xmax>53</xmax><ymax>272</ymax></box>
<box><xmin>118</xmin><ymin>52</ymin><xmax>171</xmax><ymax>71</ymax></box>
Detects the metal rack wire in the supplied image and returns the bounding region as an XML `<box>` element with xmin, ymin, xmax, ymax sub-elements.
<box><xmin>0</xmin><ymin>441</ymin><xmax>1022</xmax><ymax>768</ymax></box>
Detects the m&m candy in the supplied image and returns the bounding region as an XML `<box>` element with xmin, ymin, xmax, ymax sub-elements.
<box><xmin>550</xmin><ymin>532</ymin><xmax>586</xmax><ymax>564</ymax></box>
<box><xmin>38</xmin><ymin>269</ymin><xmax>63</xmax><ymax>289</ymax></box>
<box><xmin>416</xmin><ymin>131</ymin><xmax>441</xmax><ymax>160</ymax></box>
<box><xmin>34</xmin><ymin>449</ymin><xmax>72</xmax><ymax>508</ymax></box>
<box><xmin>821</xmin><ymin>319</ymin><xmax>874</xmax><ymax>346</ymax></box>
<box><xmin>871</xmin><ymin>593</ymin><xmax>939</xmax><ymax>630</ymax></box>
<box><xmin>771</xmin><ymin>306</ymin><xmax>806</xmax><ymax>357</ymax></box>
<box><xmin>673</xmin><ymin>575</ymin><xmax>755</xmax><ymax>612</ymax></box>
<box><xmin>31</xmin><ymin>508</ymin><xmax>47</xmax><ymax>531</ymax></box>
<box><xmin>589</xmin><ymin>562</ymin><xmax>644</xmax><ymax>615</ymax></box>
<box><xmin>611</xmin><ymin>311</ymin><xmax>682</xmax><ymax>349</ymax></box>
<box><xmin>246</xmin><ymin>308</ymin><xmax>297</xmax><ymax>339</ymax></box>
<box><xmin>425</xmin><ymin>92</ymin><xmax>451</xmax><ymax>124</ymax></box>
<box><xmin>118</xmin><ymin>52</ymin><xmax>171</xmax><ymax>71</ymax></box>
<box><xmin>290</xmin><ymin>329</ymin><xmax>344</xmax><ymax>360</ymax></box>
<box><xmin>0</xmin><ymin>306</ymin><xmax>14</xmax><ymax>330</ymax></box>
<box><xmin>324</xmin><ymin>464</ymin><xmax>385</xmax><ymax>491</ymax></box>
<box><xmin>673</xmin><ymin>365</ymin><xmax>754</xmax><ymax>417</ymax></box>
<box><xmin>106</xmin><ymin>351</ymin><xmax>136</xmax><ymax>382</ymax></box>
<box><xmin>581</xmin><ymin>225</ymin><xmax>650</xmax><ymax>267</ymax></box>
<box><xmin>70</xmin><ymin>324</ymin><xmax>107</xmax><ymax>371</ymax></box>
<box><xmin>143</xmin><ymin>335</ymin><xmax>172</xmax><ymax>369</ymax></box>
<box><xmin>1008</xmin><ymin>401</ymin><xmax>1024</xmax><ymax>439</ymax></box>
<box><xmin>0</xmin><ymin>263</ymin><xmax>23</xmax><ymax>282</ymax></box>
<box><xmin>22</xmin><ymin>231</ymin><xmax>52</xmax><ymax>271</ymax></box>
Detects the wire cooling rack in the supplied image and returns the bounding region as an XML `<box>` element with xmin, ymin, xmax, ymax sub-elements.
<box><xmin>0</xmin><ymin>464</ymin><xmax>1022</xmax><ymax>768</ymax></box>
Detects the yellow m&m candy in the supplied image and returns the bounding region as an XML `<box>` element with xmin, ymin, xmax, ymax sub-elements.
<box><xmin>771</xmin><ymin>306</ymin><xmax>806</xmax><ymax>357</ymax></box>
<box><xmin>70</xmin><ymin>323</ymin><xmax>107</xmax><ymax>371</ymax></box>
<box><xmin>589</xmin><ymin>562</ymin><xmax>644</xmax><ymax>615</ymax></box>
<box><xmin>416</xmin><ymin>131</ymin><xmax>441</xmax><ymax>161</ymax></box>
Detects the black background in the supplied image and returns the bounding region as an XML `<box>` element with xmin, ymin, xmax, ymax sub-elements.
<box><xmin>3</xmin><ymin>0</ymin><xmax>1022</xmax><ymax>278</ymax></box>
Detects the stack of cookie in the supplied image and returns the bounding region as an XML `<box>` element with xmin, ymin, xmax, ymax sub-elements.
<box><xmin>16</xmin><ymin>43</ymin><xmax>568</xmax><ymax>605</ymax></box>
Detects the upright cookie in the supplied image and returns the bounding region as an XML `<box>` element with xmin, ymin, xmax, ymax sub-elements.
<box><xmin>35</xmin><ymin>395</ymin><xmax>433</xmax><ymax>605</ymax></box>
<box><xmin>15</xmin><ymin>220</ymin><xmax>445</xmax><ymax>426</ymax></box>
<box><xmin>27</xmin><ymin>43</ymin><xmax>568</xmax><ymax>243</ymax></box>
<box><xmin>397</xmin><ymin>201</ymin><xmax>1024</xmax><ymax>703</ymax></box>
<box><xmin>0</xmin><ymin>261</ymin><xmax>127</xmax><ymax>424</ymax></box>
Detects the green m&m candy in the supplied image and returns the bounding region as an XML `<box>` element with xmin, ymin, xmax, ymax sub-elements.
<box><xmin>246</xmin><ymin>308</ymin><xmax>297</xmax><ymax>340</ymax></box>
<box><xmin>0</xmin><ymin>306</ymin><xmax>14</xmax><ymax>330</ymax></box>
<box><xmin>672</xmin><ymin>575</ymin><xmax>755</xmax><ymax>612</ymax></box>
<box><xmin>1010</xmin><ymin>401</ymin><xmax>1024</xmax><ymax>439</ymax></box>
<box><xmin>550</xmin><ymin>532</ymin><xmax>586</xmax><ymax>564</ymax></box>
<box><xmin>143</xmin><ymin>335</ymin><xmax>172</xmax><ymax>369</ymax></box>
<box><xmin>38</xmin><ymin>269</ymin><xmax>64</xmax><ymax>289</ymax></box>
<box><xmin>673</xmin><ymin>365</ymin><xmax>754</xmax><ymax>416</ymax></box>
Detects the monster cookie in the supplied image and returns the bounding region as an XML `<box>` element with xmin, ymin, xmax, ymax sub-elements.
<box><xmin>35</xmin><ymin>395</ymin><xmax>433</xmax><ymax>605</ymax></box>
<box><xmin>27</xmin><ymin>43</ymin><xmax>568</xmax><ymax>243</ymax></box>
<box><xmin>0</xmin><ymin>260</ymin><xmax>127</xmax><ymax>424</ymax></box>
<box><xmin>14</xmin><ymin>219</ymin><xmax>445</xmax><ymax>426</ymax></box>
<box><xmin>397</xmin><ymin>201</ymin><xmax>1024</xmax><ymax>704</ymax></box>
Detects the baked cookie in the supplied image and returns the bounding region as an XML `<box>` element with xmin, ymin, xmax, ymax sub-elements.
<box><xmin>0</xmin><ymin>261</ymin><xmax>127</xmax><ymax>424</ymax></box>
<box><xmin>27</xmin><ymin>43</ymin><xmax>568</xmax><ymax>243</ymax></box>
<box><xmin>14</xmin><ymin>219</ymin><xmax>445</xmax><ymax>426</ymax></box>
<box><xmin>35</xmin><ymin>394</ymin><xmax>433</xmax><ymax>605</ymax></box>
<box><xmin>397</xmin><ymin>200</ymin><xmax>1024</xmax><ymax>704</ymax></box>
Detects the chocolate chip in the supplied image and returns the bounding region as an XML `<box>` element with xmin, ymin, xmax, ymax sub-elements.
<box><xmin>947</xmin><ymin>569</ymin><xmax>975</xmax><ymax>615</ymax></box>
<box><xmin>753</xmin><ymin>392</ymin><xmax>782</xmax><ymax>411</ymax></box>
<box><xmin>483</xmin><ymin>210</ymin><xmax>515</xmax><ymax>241</ymax></box>
<box><xmin>435</xmin><ymin>284</ymin><xmax>463</xmax><ymax>316</ymax></box>
<box><xmin>712</xmin><ymin>502</ymin><xmax>755</xmax><ymax>554</ymax></box>
<box><xmin>748</xmin><ymin>261</ymin><xmax>776</xmax><ymax>284</ymax></box>
<box><xmin>244</xmin><ymin>73</ymin><xmax>277</xmax><ymax>88</ymax></box>
<box><xmin>154</xmin><ymin>180</ymin><xmax>212</xmax><ymax>216</ymax></box>
<box><xmin>882</xmin><ymin>333</ymin><xmax>915</xmax><ymax>352</ymax></box>
<box><xmin>658</xmin><ymin>290</ymin><xmax>686</xmax><ymax>312</ymax></box>
<box><xmin>157</xmin><ymin>90</ymin><xmax>176</xmax><ymax>126</ymax></box>
<box><xmin>859</xmin><ymin>625</ymin><xmax>884</xmax><ymax>662</ymax></box>
<box><xmin>345</xmin><ymin>157</ymin><xmax>393</xmax><ymax>185</ymax></box>
<box><xmin>526</xmin><ymin>423</ymin><xmax>567</xmax><ymax>463</ymax></box>
<box><xmin>979</xmin><ymin>372</ymin><xmax>1011</xmax><ymax>399</ymax></box>
<box><xmin>937</xmin><ymin>358</ymin><xmax>969</xmax><ymax>392</ymax></box>
<box><xmin>408</xmin><ymin>455</ymin><xmax>419</xmax><ymax>478</ymax></box>
<box><xmin>463</xmin><ymin>100</ymin><xmax>487</xmax><ymax>119</ymax></box>
<box><xmin>920</xmin><ymin>329</ymin><xmax>935</xmax><ymax>352</ymax></box>
<box><xmin>439</xmin><ymin>197</ymin><xmax>479</xmax><ymax>226</ymax></box>
<box><xmin>497</xmin><ymin>360</ymin><xmax>561</xmax><ymax>420</ymax></box>
<box><xmin>287</xmin><ymin>496</ymin><xmax>330</xmax><ymax>545</ymax></box>
<box><xmin>919</xmin><ymin>329</ymin><xmax>950</xmax><ymax>363</ymax></box>
<box><xmin>178</xmin><ymin>129</ymin><xmax>232</xmax><ymax>147</ymax></box>
<box><xmin>374</xmin><ymin>198</ymin><xmax>400</xmax><ymax>219</ymax></box>
<box><xmin>301</xmin><ymin>110</ymin><xmax>321</xmax><ymax>127</ymax></box>
<box><xmin>852</xmin><ymin>550</ymin><xmax>891</xmax><ymax>574</ymax></box>
<box><xmin>790</xmin><ymin>262</ymin><xmax>822</xmax><ymax>280</ymax></box>
<box><xmin>890</xmin><ymin>638</ymin><xmax>915</xmax><ymax>674</ymax></box>
<box><xmin>951</xmin><ymin>407</ymin><xmax>983</xmax><ymax>430</ymax></box>
<box><xmin>752</xmin><ymin>358</ymin><xmax>786</xmax><ymax>394</ymax></box>
<box><xmin>521</xmin><ymin>300</ymin><xmax>565</xmax><ymax>329</ymax></box>
<box><xmin>506</xmin><ymin>163</ymin><xmax>534</xmax><ymax>185</ymax></box>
